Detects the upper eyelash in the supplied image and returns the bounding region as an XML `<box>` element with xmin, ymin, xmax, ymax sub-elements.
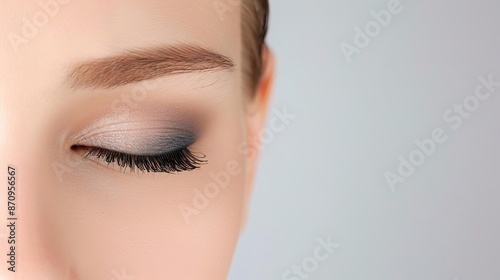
<box><xmin>74</xmin><ymin>146</ymin><xmax>207</xmax><ymax>173</ymax></box>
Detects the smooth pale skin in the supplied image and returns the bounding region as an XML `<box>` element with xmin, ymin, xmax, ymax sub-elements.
<box><xmin>0</xmin><ymin>0</ymin><xmax>274</xmax><ymax>279</ymax></box>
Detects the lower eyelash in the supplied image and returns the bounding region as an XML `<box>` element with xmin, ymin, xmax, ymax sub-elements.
<box><xmin>76</xmin><ymin>146</ymin><xmax>206</xmax><ymax>173</ymax></box>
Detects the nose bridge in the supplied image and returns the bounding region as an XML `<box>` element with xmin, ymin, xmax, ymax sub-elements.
<box><xmin>0</xmin><ymin>68</ymin><xmax>74</xmax><ymax>280</ymax></box>
<box><xmin>0</xmin><ymin>4</ymin><xmax>80</xmax><ymax>278</ymax></box>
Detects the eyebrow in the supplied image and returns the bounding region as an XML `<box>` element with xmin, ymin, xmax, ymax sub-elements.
<box><xmin>65</xmin><ymin>44</ymin><xmax>235</xmax><ymax>89</ymax></box>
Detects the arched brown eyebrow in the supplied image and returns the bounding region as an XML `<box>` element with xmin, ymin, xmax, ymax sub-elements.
<box><xmin>65</xmin><ymin>44</ymin><xmax>235</xmax><ymax>89</ymax></box>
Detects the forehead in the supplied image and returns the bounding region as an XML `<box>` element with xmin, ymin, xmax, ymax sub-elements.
<box><xmin>0</xmin><ymin>0</ymin><xmax>241</xmax><ymax>91</ymax></box>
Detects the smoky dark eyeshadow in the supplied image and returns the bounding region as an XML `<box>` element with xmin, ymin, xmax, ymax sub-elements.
<box><xmin>144</xmin><ymin>129</ymin><xmax>197</xmax><ymax>156</ymax></box>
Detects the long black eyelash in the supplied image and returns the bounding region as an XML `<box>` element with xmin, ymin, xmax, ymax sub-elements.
<box><xmin>78</xmin><ymin>146</ymin><xmax>207</xmax><ymax>173</ymax></box>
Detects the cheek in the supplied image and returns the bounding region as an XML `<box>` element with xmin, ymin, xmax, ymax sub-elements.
<box><xmin>33</xmin><ymin>103</ymin><xmax>247</xmax><ymax>279</ymax></box>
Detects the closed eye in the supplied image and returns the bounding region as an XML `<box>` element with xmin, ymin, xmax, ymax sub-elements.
<box><xmin>72</xmin><ymin>145</ymin><xmax>207</xmax><ymax>173</ymax></box>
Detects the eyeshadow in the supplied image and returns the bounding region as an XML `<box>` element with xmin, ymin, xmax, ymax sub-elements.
<box><xmin>134</xmin><ymin>129</ymin><xmax>196</xmax><ymax>155</ymax></box>
<box><xmin>73</xmin><ymin>126</ymin><xmax>196</xmax><ymax>154</ymax></box>
<box><xmin>69</xmin><ymin>101</ymin><xmax>210</xmax><ymax>157</ymax></box>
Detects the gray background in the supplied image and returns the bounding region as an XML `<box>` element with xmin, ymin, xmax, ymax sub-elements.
<box><xmin>229</xmin><ymin>0</ymin><xmax>500</xmax><ymax>279</ymax></box>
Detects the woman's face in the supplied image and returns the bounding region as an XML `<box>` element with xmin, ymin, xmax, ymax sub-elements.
<box><xmin>1</xmin><ymin>0</ymin><xmax>271</xmax><ymax>279</ymax></box>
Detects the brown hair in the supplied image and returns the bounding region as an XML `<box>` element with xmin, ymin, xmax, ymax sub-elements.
<box><xmin>241</xmin><ymin>0</ymin><xmax>269</xmax><ymax>94</ymax></box>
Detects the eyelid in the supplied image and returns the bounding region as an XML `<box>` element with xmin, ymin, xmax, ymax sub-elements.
<box><xmin>74</xmin><ymin>127</ymin><xmax>196</xmax><ymax>156</ymax></box>
<box><xmin>71</xmin><ymin>113</ymin><xmax>198</xmax><ymax>143</ymax></box>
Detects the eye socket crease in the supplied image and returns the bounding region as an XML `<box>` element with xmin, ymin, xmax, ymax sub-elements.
<box><xmin>65</xmin><ymin>44</ymin><xmax>235</xmax><ymax>90</ymax></box>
